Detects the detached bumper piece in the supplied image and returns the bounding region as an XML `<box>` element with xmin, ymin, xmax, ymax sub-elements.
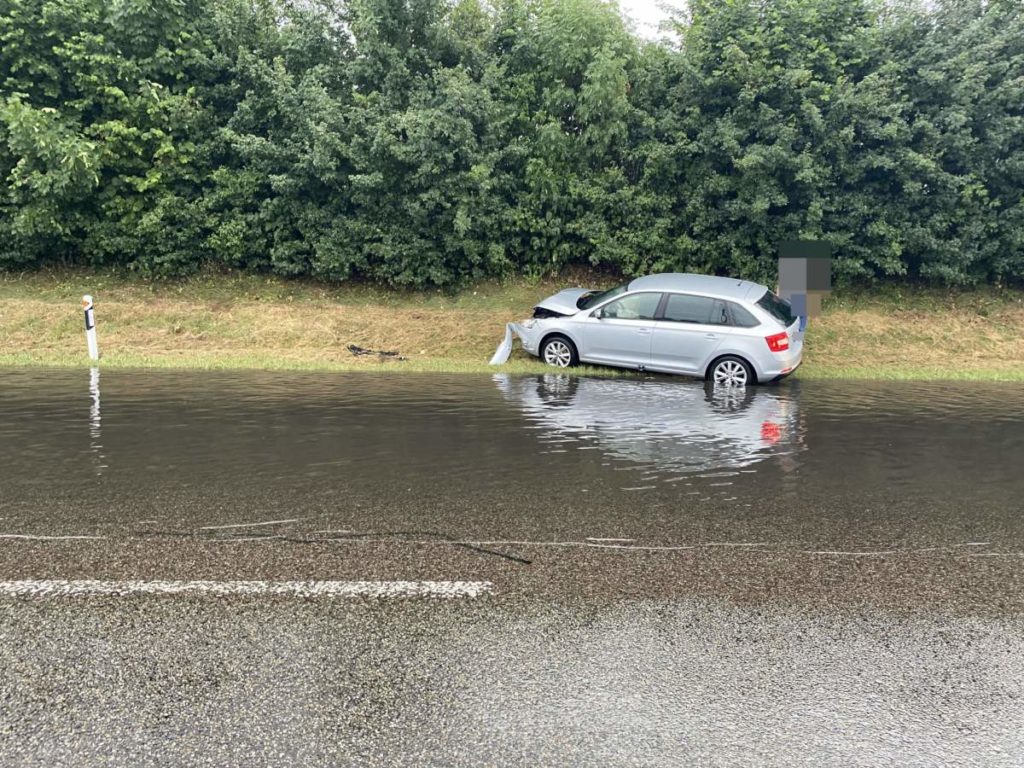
<box><xmin>489</xmin><ymin>323</ymin><xmax>529</xmax><ymax>365</ymax></box>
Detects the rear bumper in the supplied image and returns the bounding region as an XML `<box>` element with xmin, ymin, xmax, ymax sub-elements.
<box><xmin>757</xmin><ymin>348</ymin><xmax>803</xmax><ymax>381</ymax></box>
<box><xmin>768</xmin><ymin>358</ymin><xmax>802</xmax><ymax>382</ymax></box>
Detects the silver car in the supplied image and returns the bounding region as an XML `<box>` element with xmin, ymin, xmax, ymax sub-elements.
<box><xmin>515</xmin><ymin>273</ymin><xmax>803</xmax><ymax>385</ymax></box>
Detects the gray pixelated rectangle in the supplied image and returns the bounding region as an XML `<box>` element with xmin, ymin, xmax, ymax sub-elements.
<box><xmin>779</xmin><ymin>258</ymin><xmax>809</xmax><ymax>293</ymax></box>
<box><xmin>788</xmin><ymin>292</ymin><xmax>808</xmax><ymax>316</ymax></box>
<box><xmin>777</xmin><ymin>240</ymin><xmax>832</xmax><ymax>319</ymax></box>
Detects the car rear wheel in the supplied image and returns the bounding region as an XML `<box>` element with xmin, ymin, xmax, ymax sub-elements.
<box><xmin>540</xmin><ymin>335</ymin><xmax>578</xmax><ymax>368</ymax></box>
<box><xmin>708</xmin><ymin>355</ymin><xmax>754</xmax><ymax>386</ymax></box>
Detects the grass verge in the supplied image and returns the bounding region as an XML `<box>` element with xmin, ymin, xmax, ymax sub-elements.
<box><xmin>2</xmin><ymin>268</ymin><xmax>1023</xmax><ymax>381</ymax></box>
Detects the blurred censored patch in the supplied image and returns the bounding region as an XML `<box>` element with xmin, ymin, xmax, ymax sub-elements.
<box><xmin>778</xmin><ymin>240</ymin><xmax>832</xmax><ymax>317</ymax></box>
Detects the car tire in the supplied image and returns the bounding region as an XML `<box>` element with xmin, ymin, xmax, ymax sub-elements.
<box><xmin>536</xmin><ymin>373</ymin><xmax>579</xmax><ymax>406</ymax></box>
<box><xmin>703</xmin><ymin>380</ymin><xmax>756</xmax><ymax>411</ymax></box>
<box><xmin>707</xmin><ymin>355</ymin><xmax>755</xmax><ymax>386</ymax></box>
<box><xmin>540</xmin><ymin>335</ymin><xmax>579</xmax><ymax>368</ymax></box>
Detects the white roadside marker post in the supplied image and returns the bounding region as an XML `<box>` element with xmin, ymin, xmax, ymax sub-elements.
<box><xmin>81</xmin><ymin>294</ymin><xmax>99</xmax><ymax>361</ymax></box>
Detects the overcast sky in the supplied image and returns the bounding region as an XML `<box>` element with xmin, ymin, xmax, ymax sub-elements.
<box><xmin>617</xmin><ymin>0</ymin><xmax>686</xmax><ymax>40</ymax></box>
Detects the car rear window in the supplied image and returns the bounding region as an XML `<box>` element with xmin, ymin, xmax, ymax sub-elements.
<box><xmin>727</xmin><ymin>301</ymin><xmax>761</xmax><ymax>327</ymax></box>
<box><xmin>756</xmin><ymin>290</ymin><xmax>795</xmax><ymax>326</ymax></box>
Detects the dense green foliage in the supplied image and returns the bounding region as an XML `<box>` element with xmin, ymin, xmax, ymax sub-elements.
<box><xmin>1</xmin><ymin>0</ymin><xmax>1021</xmax><ymax>286</ymax></box>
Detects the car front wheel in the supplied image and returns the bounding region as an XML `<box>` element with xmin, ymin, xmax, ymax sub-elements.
<box><xmin>708</xmin><ymin>355</ymin><xmax>754</xmax><ymax>386</ymax></box>
<box><xmin>540</xmin><ymin>335</ymin><xmax>578</xmax><ymax>368</ymax></box>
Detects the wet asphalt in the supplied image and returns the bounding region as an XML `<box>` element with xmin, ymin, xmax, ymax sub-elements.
<box><xmin>1</xmin><ymin>370</ymin><xmax>1023</xmax><ymax>766</ymax></box>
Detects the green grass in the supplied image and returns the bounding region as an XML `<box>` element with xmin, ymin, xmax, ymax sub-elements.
<box><xmin>4</xmin><ymin>352</ymin><xmax>1020</xmax><ymax>381</ymax></box>
<box><xmin>0</xmin><ymin>348</ymin><xmax>633</xmax><ymax>377</ymax></box>
<box><xmin>824</xmin><ymin>282</ymin><xmax>1024</xmax><ymax>314</ymax></box>
<box><xmin>3</xmin><ymin>268</ymin><xmax>1024</xmax><ymax>382</ymax></box>
<box><xmin>794</xmin><ymin>365</ymin><xmax>1024</xmax><ymax>382</ymax></box>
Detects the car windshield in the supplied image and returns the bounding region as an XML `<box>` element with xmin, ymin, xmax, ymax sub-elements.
<box><xmin>756</xmin><ymin>290</ymin><xmax>795</xmax><ymax>326</ymax></box>
<box><xmin>576</xmin><ymin>284</ymin><xmax>628</xmax><ymax>310</ymax></box>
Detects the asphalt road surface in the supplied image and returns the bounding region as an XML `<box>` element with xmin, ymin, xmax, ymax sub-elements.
<box><xmin>1</xmin><ymin>370</ymin><xmax>1022</xmax><ymax>766</ymax></box>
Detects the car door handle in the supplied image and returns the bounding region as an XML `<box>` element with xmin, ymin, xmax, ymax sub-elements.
<box><xmin>705</xmin><ymin>333</ymin><xmax>717</xmax><ymax>339</ymax></box>
<box><xmin>637</xmin><ymin>328</ymin><xmax>651</xmax><ymax>335</ymax></box>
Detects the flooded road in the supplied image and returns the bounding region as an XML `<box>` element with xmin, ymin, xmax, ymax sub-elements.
<box><xmin>1</xmin><ymin>369</ymin><xmax>1023</xmax><ymax>765</ymax></box>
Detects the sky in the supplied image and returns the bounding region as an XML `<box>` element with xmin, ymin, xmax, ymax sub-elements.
<box><xmin>617</xmin><ymin>0</ymin><xmax>685</xmax><ymax>40</ymax></box>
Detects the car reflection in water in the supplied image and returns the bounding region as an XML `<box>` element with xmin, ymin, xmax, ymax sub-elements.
<box><xmin>494</xmin><ymin>374</ymin><xmax>805</xmax><ymax>479</ymax></box>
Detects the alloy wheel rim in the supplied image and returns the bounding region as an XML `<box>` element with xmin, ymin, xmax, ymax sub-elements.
<box><xmin>544</xmin><ymin>341</ymin><xmax>572</xmax><ymax>367</ymax></box>
<box><xmin>713</xmin><ymin>360</ymin><xmax>747</xmax><ymax>386</ymax></box>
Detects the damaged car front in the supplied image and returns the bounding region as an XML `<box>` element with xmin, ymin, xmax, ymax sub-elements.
<box><xmin>490</xmin><ymin>284</ymin><xmax>626</xmax><ymax>365</ymax></box>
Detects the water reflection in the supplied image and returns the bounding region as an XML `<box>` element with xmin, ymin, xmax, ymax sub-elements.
<box><xmin>88</xmin><ymin>367</ymin><xmax>106</xmax><ymax>476</ymax></box>
<box><xmin>494</xmin><ymin>374</ymin><xmax>805</xmax><ymax>479</ymax></box>
<box><xmin>1</xmin><ymin>369</ymin><xmax>1023</xmax><ymax>541</ymax></box>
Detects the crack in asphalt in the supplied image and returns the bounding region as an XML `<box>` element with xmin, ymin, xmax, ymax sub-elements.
<box><xmin>0</xmin><ymin>527</ymin><xmax>1013</xmax><ymax>565</ymax></box>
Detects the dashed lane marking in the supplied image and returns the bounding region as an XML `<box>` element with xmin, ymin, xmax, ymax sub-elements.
<box><xmin>0</xmin><ymin>580</ymin><xmax>493</xmax><ymax>599</ymax></box>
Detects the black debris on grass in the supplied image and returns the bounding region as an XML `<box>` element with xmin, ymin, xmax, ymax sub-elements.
<box><xmin>347</xmin><ymin>344</ymin><xmax>408</xmax><ymax>361</ymax></box>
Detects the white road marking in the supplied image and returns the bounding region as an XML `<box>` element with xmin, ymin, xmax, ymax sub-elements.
<box><xmin>585</xmin><ymin>543</ymin><xmax>695</xmax><ymax>551</ymax></box>
<box><xmin>0</xmin><ymin>580</ymin><xmax>493</xmax><ymax>598</ymax></box>
<box><xmin>200</xmin><ymin>518</ymin><xmax>303</xmax><ymax>530</ymax></box>
<box><xmin>802</xmin><ymin>550</ymin><xmax>900</xmax><ymax>556</ymax></box>
<box><xmin>212</xmin><ymin>536</ymin><xmax>282</xmax><ymax>543</ymax></box>
<box><xmin>0</xmin><ymin>534</ymin><xmax>106</xmax><ymax>541</ymax></box>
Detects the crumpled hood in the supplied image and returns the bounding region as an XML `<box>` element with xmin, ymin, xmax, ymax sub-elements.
<box><xmin>534</xmin><ymin>288</ymin><xmax>594</xmax><ymax>317</ymax></box>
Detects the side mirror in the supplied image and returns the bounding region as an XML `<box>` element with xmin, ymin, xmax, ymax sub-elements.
<box><xmin>593</xmin><ymin>308</ymin><xmax>605</xmax><ymax>319</ymax></box>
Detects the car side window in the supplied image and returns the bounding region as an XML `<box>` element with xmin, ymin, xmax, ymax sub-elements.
<box><xmin>599</xmin><ymin>292</ymin><xmax>661</xmax><ymax>320</ymax></box>
<box><xmin>661</xmin><ymin>294</ymin><xmax>727</xmax><ymax>325</ymax></box>
<box><xmin>727</xmin><ymin>301</ymin><xmax>761</xmax><ymax>328</ymax></box>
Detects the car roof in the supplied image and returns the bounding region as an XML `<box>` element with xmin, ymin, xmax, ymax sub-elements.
<box><xmin>626</xmin><ymin>272</ymin><xmax>767</xmax><ymax>301</ymax></box>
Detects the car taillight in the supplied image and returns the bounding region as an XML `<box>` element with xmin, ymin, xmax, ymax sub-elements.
<box><xmin>765</xmin><ymin>331</ymin><xmax>789</xmax><ymax>352</ymax></box>
<box><xmin>761</xmin><ymin>421</ymin><xmax>782</xmax><ymax>443</ymax></box>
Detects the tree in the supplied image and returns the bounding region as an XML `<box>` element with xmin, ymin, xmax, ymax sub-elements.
<box><xmin>1</xmin><ymin>0</ymin><xmax>1021</xmax><ymax>286</ymax></box>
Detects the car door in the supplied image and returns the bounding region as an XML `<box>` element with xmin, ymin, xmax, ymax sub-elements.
<box><xmin>581</xmin><ymin>292</ymin><xmax>661</xmax><ymax>368</ymax></box>
<box><xmin>649</xmin><ymin>293</ymin><xmax>729</xmax><ymax>374</ymax></box>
